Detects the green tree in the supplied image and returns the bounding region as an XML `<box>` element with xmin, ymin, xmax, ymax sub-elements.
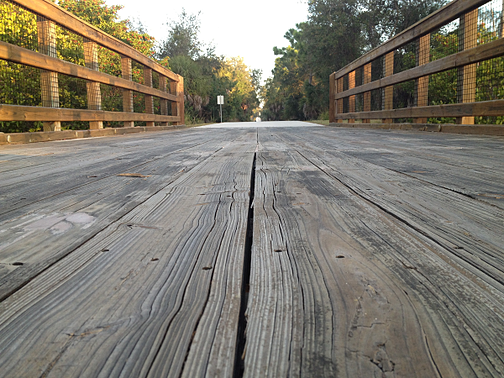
<box><xmin>158</xmin><ymin>9</ymin><xmax>202</xmax><ymax>60</ymax></box>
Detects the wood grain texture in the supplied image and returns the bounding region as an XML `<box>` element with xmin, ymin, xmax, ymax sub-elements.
<box><xmin>334</xmin><ymin>99</ymin><xmax>504</xmax><ymax>120</ymax></box>
<box><xmin>243</xmin><ymin>125</ymin><xmax>504</xmax><ymax>377</ymax></box>
<box><xmin>0</xmin><ymin>104</ymin><xmax>180</xmax><ymax>123</ymax></box>
<box><xmin>1</xmin><ymin>123</ymin><xmax>503</xmax><ymax>377</ymax></box>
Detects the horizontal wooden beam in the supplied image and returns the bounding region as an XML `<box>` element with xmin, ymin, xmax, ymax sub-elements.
<box><xmin>0</xmin><ymin>42</ymin><xmax>178</xmax><ymax>102</ymax></box>
<box><xmin>333</xmin><ymin>0</ymin><xmax>488</xmax><ymax>79</ymax></box>
<box><xmin>0</xmin><ymin>104</ymin><xmax>181</xmax><ymax>123</ymax></box>
<box><xmin>335</xmin><ymin>37</ymin><xmax>504</xmax><ymax>100</ymax></box>
<box><xmin>12</xmin><ymin>0</ymin><xmax>180</xmax><ymax>82</ymax></box>
<box><xmin>335</xmin><ymin>100</ymin><xmax>504</xmax><ymax>120</ymax></box>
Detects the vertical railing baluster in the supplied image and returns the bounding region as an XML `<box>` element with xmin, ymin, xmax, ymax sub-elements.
<box><xmin>363</xmin><ymin>63</ymin><xmax>371</xmax><ymax>123</ymax></box>
<box><xmin>159</xmin><ymin>75</ymin><xmax>169</xmax><ymax>126</ymax></box>
<box><xmin>37</xmin><ymin>15</ymin><xmax>61</xmax><ymax>131</ymax></box>
<box><xmin>143</xmin><ymin>67</ymin><xmax>154</xmax><ymax>126</ymax></box>
<box><xmin>83</xmin><ymin>38</ymin><xmax>103</xmax><ymax>129</ymax></box>
<box><xmin>416</xmin><ymin>34</ymin><xmax>430</xmax><ymax>124</ymax></box>
<box><xmin>329</xmin><ymin>72</ymin><xmax>336</xmax><ymax>123</ymax></box>
<box><xmin>337</xmin><ymin>78</ymin><xmax>343</xmax><ymax>123</ymax></box>
<box><xmin>383</xmin><ymin>51</ymin><xmax>394</xmax><ymax>124</ymax></box>
<box><xmin>348</xmin><ymin>70</ymin><xmax>356</xmax><ymax>124</ymax></box>
<box><xmin>171</xmin><ymin>76</ymin><xmax>185</xmax><ymax>126</ymax></box>
<box><xmin>121</xmin><ymin>56</ymin><xmax>134</xmax><ymax>127</ymax></box>
<box><xmin>457</xmin><ymin>9</ymin><xmax>478</xmax><ymax>125</ymax></box>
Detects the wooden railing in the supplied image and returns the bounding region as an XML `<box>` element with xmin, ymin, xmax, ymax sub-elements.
<box><xmin>330</xmin><ymin>0</ymin><xmax>504</xmax><ymax>128</ymax></box>
<box><xmin>0</xmin><ymin>0</ymin><xmax>184</xmax><ymax>132</ymax></box>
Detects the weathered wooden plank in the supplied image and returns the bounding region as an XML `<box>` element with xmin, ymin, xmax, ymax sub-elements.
<box><xmin>244</xmin><ymin>126</ymin><xmax>504</xmax><ymax>377</ymax></box>
<box><xmin>0</xmin><ymin>104</ymin><xmax>180</xmax><ymax>123</ymax></box>
<box><xmin>303</xmin><ymin>127</ymin><xmax>504</xmax><ymax>209</ymax></box>
<box><xmin>0</xmin><ymin>129</ymin><xmax>245</xmax><ymax>300</ymax></box>
<box><xmin>245</xmin><ymin>134</ymin><xmax>437</xmax><ymax>376</ymax></box>
<box><xmin>0</xmin><ymin>129</ymin><xmax>255</xmax><ymax>377</ymax></box>
<box><xmin>334</xmin><ymin>99</ymin><xmax>504</xmax><ymax>120</ymax></box>
<box><xmin>1</xmin><ymin>123</ymin><xmax>503</xmax><ymax>378</ymax></box>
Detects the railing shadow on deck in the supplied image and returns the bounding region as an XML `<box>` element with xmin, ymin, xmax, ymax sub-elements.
<box><xmin>0</xmin><ymin>0</ymin><xmax>184</xmax><ymax>143</ymax></box>
<box><xmin>329</xmin><ymin>0</ymin><xmax>504</xmax><ymax>135</ymax></box>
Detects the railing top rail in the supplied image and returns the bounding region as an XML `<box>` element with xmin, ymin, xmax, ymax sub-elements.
<box><xmin>13</xmin><ymin>0</ymin><xmax>180</xmax><ymax>82</ymax></box>
<box><xmin>333</xmin><ymin>0</ymin><xmax>487</xmax><ymax>79</ymax></box>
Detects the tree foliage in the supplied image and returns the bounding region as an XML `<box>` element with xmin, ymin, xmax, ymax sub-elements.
<box><xmin>263</xmin><ymin>0</ymin><xmax>448</xmax><ymax>121</ymax></box>
<box><xmin>158</xmin><ymin>9</ymin><xmax>202</xmax><ymax>60</ymax></box>
<box><xmin>158</xmin><ymin>11</ymin><xmax>260</xmax><ymax>123</ymax></box>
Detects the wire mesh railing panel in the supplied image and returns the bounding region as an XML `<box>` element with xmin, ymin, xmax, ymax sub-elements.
<box><xmin>59</xmin><ymin>74</ymin><xmax>87</xmax><ymax>110</ymax></box>
<box><xmin>371</xmin><ymin>56</ymin><xmax>384</xmax><ymax>81</ymax></box>
<box><xmin>153</xmin><ymin>97</ymin><xmax>161</xmax><ymax>115</ymax></box>
<box><xmin>355</xmin><ymin>66</ymin><xmax>363</xmax><ymax>87</ymax></box>
<box><xmin>355</xmin><ymin>93</ymin><xmax>364</xmax><ymax>112</ymax></box>
<box><xmin>133</xmin><ymin>92</ymin><xmax>145</xmax><ymax>114</ymax></box>
<box><xmin>477</xmin><ymin>57</ymin><xmax>504</xmax><ymax>101</ymax></box>
<box><xmin>0</xmin><ymin>60</ymin><xmax>40</xmax><ymax>105</ymax></box>
<box><xmin>0</xmin><ymin>0</ymin><xmax>38</xmax><ymax>51</ymax></box>
<box><xmin>342</xmin><ymin>97</ymin><xmax>349</xmax><ymax>114</ymax></box>
<box><xmin>55</xmin><ymin>25</ymin><xmax>84</xmax><ymax>66</ymax></box>
<box><xmin>101</xmin><ymin>83</ymin><xmax>123</xmax><ymax>113</ymax></box>
<box><xmin>98</xmin><ymin>48</ymin><xmax>122</xmax><ymax>77</ymax></box>
<box><xmin>394</xmin><ymin>80</ymin><xmax>415</xmax><ymax>109</ymax></box>
<box><xmin>371</xmin><ymin>89</ymin><xmax>382</xmax><ymax>111</ymax></box>
<box><xmin>342</xmin><ymin>74</ymin><xmax>349</xmax><ymax>92</ymax></box>
<box><xmin>394</xmin><ymin>41</ymin><xmax>417</xmax><ymax>74</ymax></box>
<box><xmin>132</xmin><ymin>61</ymin><xmax>144</xmax><ymax>85</ymax></box>
<box><xmin>430</xmin><ymin>20</ymin><xmax>459</xmax><ymax>63</ymax></box>
<box><xmin>429</xmin><ymin>68</ymin><xmax>458</xmax><ymax>106</ymax></box>
<box><xmin>477</xmin><ymin>0</ymin><xmax>503</xmax><ymax>45</ymax></box>
<box><xmin>152</xmin><ymin>70</ymin><xmax>160</xmax><ymax>90</ymax></box>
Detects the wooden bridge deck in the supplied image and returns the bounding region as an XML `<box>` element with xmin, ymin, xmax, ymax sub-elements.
<box><xmin>0</xmin><ymin>121</ymin><xmax>503</xmax><ymax>377</ymax></box>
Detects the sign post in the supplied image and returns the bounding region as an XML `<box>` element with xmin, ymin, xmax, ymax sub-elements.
<box><xmin>217</xmin><ymin>95</ymin><xmax>224</xmax><ymax>123</ymax></box>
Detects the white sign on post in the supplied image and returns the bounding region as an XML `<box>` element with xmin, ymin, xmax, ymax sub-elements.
<box><xmin>217</xmin><ymin>95</ymin><xmax>224</xmax><ymax>123</ymax></box>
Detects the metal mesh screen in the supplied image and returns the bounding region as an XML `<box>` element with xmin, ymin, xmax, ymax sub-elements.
<box><xmin>132</xmin><ymin>61</ymin><xmax>144</xmax><ymax>84</ymax></box>
<box><xmin>59</xmin><ymin>73</ymin><xmax>87</xmax><ymax>110</ymax></box>
<box><xmin>55</xmin><ymin>24</ymin><xmax>84</xmax><ymax>66</ymax></box>
<box><xmin>394</xmin><ymin>80</ymin><xmax>415</xmax><ymax>109</ymax></box>
<box><xmin>99</xmin><ymin>48</ymin><xmax>121</xmax><ymax>77</ymax></box>
<box><xmin>0</xmin><ymin>0</ymin><xmax>38</xmax><ymax>51</ymax></box>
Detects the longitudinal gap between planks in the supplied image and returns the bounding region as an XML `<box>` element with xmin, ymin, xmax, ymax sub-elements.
<box><xmin>233</xmin><ymin>150</ymin><xmax>256</xmax><ymax>378</ymax></box>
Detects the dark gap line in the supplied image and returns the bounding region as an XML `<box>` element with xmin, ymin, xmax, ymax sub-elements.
<box><xmin>233</xmin><ymin>150</ymin><xmax>256</xmax><ymax>378</ymax></box>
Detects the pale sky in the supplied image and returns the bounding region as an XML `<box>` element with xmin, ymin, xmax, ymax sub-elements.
<box><xmin>104</xmin><ymin>0</ymin><xmax>308</xmax><ymax>83</ymax></box>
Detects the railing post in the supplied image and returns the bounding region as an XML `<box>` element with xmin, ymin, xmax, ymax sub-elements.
<box><xmin>159</xmin><ymin>75</ymin><xmax>169</xmax><ymax>126</ymax></box>
<box><xmin>382</xmin><ymin>51</ymin><xmax>394</xmax><ymax>124</ymax></box>
<box><xmin>329</xmin><ymin>73</ymin><xmax>336</xmax><ymax>123</ymax></box>
<box><xmin>348</xmin><ymin>70</ymin><xmax>356</xmax><ymax>123</ymax></box>
<box><xmin>363</xmin><ymin>63</ymin><xmax>371</xmax><ymax>123</ymax></box>
<box><xmin>143</xmin><ymin>67</ymin><xmax>154</xmax><ymax>126</ymax></box>
<box><xmin>83</xmin><ymin>38</ymin><xmax>103</xmax><ymax>129</ymax></box>
<box><xmin>121</xmin><ymin>56</ymin><xmax>135</xmax><ymax>127</ymax></box>
<box><xmin>415</xmin><ymin>34</ymin><xmax>430</xmax><ymax>123</ymax></box>
<box><xmin>171</xmin><ymin>76</ymin><xmax>184</xmax><ymax>125</ymax></box>
<box><xmin>457</xmin><ymin>9</ymin><xmax>478</xmax><ymax>125</ymax></box>
<box><xmin>337</xmin><ymin>77</ymin><xmax>343</xmax><ymax>123</ymax></box>
<box><xmin>37</xmin><ymin>15</ymin><xmax>61</xmax><ymax>132</ymax></box>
